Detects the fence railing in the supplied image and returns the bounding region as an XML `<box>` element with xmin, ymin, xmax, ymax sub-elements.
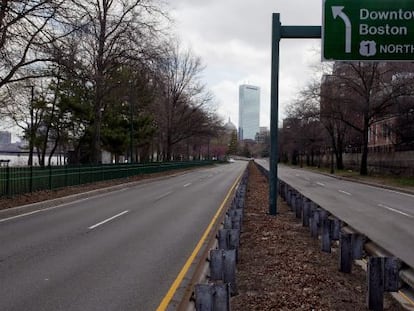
<box><xmin>0</xmin><ymin>161</ymin><xmax>213</xmax><ymax>198</ymax></box>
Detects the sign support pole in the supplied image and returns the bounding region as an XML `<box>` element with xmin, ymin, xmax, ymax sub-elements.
<box><xmin>269</xmin><ymin>13</ymin><xmax>281</xmax><ymax>215</ymax></box>
<box><xmin>269</xmin><ymin>14</ymin><xmax>321</xmax><ymax>216</ymax></box>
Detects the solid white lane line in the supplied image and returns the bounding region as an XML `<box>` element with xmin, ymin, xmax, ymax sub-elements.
<box><xmin>0</xmin><ymin>210</ymin><xmax>46</xmax><ymax>223</ymax></box>
<box><xmin>183</xmin><ymin>183</ymin><xmax>192</xmax><ymax>188</ymax></box>
<box><xmin>338</xmin><ymin>190</ymin><xmax>352</xmax><ymax>196</ymax></box>
<box><xmin>0</xmin><ymin>196</ymin><xmax>95</xmax><ymax>224</ymax></box>
<box><xmin>364</xmin><ymin>184</ymin><xmax>414</xmax><ymax>198</ymax></box>
<box><xmin>0</xmin><ymin>189</ymin><xmax>128</xmax><ymax>224</ymax></box>
<box><xmin>154</xmin><ymin>191</ymin><xmax>173</xmax><ymax>201</ymax></box>
<box><xmin>378</xmin><ymin>204</ymin><xmax>413</xmax><ymax>218</ymax></box>
<box><xmin>317</xmin><ymin>182</ymin><xmax>325</xmax><ymax>187</ymax></box>
<box><xmin>88</xmin><ymin>210</ymin><xmax>129</xmax><ymax>230</ymax></box>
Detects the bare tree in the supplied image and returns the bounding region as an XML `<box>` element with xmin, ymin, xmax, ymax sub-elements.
<box><xmin>154</xmin><ymin>43</ymin><xmax>213</xmax><ymax>161</ymax></box>
<box><xmin>0</xmin><ymin>1</ymin><xmax>79</xmax><ymax>90</ymax></box>
<box><xmin>58</xmin><ymin>0</ymin><xmax>168</xmax><ymax>163</ymax></box>
<box><xmin>325</xmin><ymin>62</ymin><xmax>414</xmax><ymax>175</ymax></box>
<box><xmin>319</xmin><ymin>75</ymin><xmax>357</xmax><ymax>170</ymax></box>
<box><xmin>286</xmin><ymin>83</ymin><xmax>327</xmax><ymax>167</ymax></box>
<box><xmin>2</xmin><ymin>81</ymin><xmax>46</xmax><ymax>165</ymax></box>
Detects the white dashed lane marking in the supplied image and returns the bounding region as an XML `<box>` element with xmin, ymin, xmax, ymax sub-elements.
<box><xmin>88</xmin><ymin>210</ymin><xmax>129</xmax><ymax>230</ymax></box>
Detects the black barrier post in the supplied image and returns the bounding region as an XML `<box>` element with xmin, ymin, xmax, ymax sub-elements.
<box><xmin>384</xmin><ymin>257</ymin><xmax>400</xmax><ymax>292</ymax></box>
<box><xmin>367</xmin><ymin>257</ymin><xmax>384</xmax><ymax>310</ymax></box>
<box><xmin>321</xmin><ymin>218</ymin><xmax>332</xmax><ymax>253</ymax></box>
<box><xmin>302</xmin><ymin>199</ymin><xmax>311</xmax><ymax>227</ymax></box>
<box><xmin>340</xmin><ymin>232</ymin><xmax>353</xmax><ymax>273</ymax></box>
<box><xmin>210</xmin><ymin>249</ymin><xmax>237</xmax><ymax>295</ymax></box>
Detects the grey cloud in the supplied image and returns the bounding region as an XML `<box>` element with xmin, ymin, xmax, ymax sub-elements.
<box><xmin>173</xmin><ymin>0</ymin><xmax>322</xmax><ymax>49</ymax></box>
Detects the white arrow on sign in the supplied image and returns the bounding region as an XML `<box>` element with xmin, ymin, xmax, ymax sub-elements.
<box><xmin>332</xmin><ymin>6</ymin><xmax>352</xmax><ymax>53</ymax></box>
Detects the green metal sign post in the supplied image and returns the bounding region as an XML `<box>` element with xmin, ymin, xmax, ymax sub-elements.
<box><xmin>269</xmin><ymin>13</ymin><xmax>321</xmax><ymax>215</ymax></box>
<box><xmin>323</xmin><ymin>0</ymin><xmax>414</xmax><ymax>61</ymax></box>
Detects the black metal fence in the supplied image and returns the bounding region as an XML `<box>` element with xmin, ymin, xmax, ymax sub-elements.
<box><xmin>0</xmin><ymin>161</ymin><xmax>213</xmax><ymax>198</ymax></box>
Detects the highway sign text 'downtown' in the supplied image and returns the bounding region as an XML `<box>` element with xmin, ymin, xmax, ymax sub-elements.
<box><xmin>323</xmin><ymin>0</ymin><xmax>414</xmax><ymax>61</ymax></box>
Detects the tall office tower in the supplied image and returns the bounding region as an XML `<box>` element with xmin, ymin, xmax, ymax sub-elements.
<box><xmin>238</xmin><ymin>84</ymin><xmax>260</xmax><ymax>140</ymax></box>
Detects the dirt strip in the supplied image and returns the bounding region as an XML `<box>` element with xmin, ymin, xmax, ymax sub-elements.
<box><xmin>231</xmin><ymin>162</ymin><xmax>403</xmax><ymax>311</ymax></box>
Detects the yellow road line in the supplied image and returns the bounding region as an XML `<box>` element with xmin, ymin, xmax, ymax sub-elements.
<box><xmin>156</xmin><ymin>171</ymin><xmax>244</xmax><ymax>311</ymax></box>
<box><xmin>399</xmin><ymin>290</ymin><xmax>414</xmax><ymax>306</ymax></box>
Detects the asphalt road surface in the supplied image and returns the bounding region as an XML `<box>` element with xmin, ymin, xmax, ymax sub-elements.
<box><xmin>0</xmin><ymin>161</ymin><xmax>247</xmax><ymax>311</ymax></box>
<box><xmin>256</xmin><ymin>159</ymin><xmax>414</xmax><ymax>269</ymax></box>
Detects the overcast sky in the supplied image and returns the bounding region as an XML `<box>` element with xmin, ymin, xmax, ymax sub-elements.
<box><xmin>170</xmin><ymin>0</ymin><xmax>323</xmax><ymax>128</ymax></box>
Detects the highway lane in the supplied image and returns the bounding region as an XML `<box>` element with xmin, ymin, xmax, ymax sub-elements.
<box><xmin>256</xmin><ymin>159</ymin><xmax>414</xmax><ymax>268</ymax></box>
<box><xmin>0</xmin><ymin>161</ymin><xmax>247</xmax><ymax>311</ymax></box>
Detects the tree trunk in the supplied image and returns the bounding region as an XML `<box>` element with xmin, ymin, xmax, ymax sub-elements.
<box><xmin>36</xmin><ymin>146</ymin><xmax>41</xmax><ymax>167</ymax></box>
<box><xmin>166</xmin><ymin>136</ymin><xmax>172</xmax><ymax>162</ymax></box>
<box><xmin>360</xmin><ymin>116</ymin><xmax>370</xmax><ymax>175</ymax></box>
<box><xmin>28</xmin><ymin>87</ymin><xmax>35</xmax><ymax>166</ymax></box>
<box><xmin>336</xmin><ymin>151</ymin><xmax>344</xmax><ymax>170</ymax></box>
<box><xmin>335</xmin><ymin>132</ymin><xmax>345</xmax><ymax>170</ymax></box>
<box><xmin>48</xmin><ymin>132</ymin><xmax>60</xmax><ymax>167</ymax></box>
<box><xmin>28</xmin><ymin>137</ymin><xmax>34</xmax><ymax>166</ymax></box>
<box><xmin>91</xmin><ymin>101</ymin><xmax>102</xmax><ymax>164</ymax></box>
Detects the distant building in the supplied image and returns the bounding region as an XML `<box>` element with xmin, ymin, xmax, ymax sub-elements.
<box><xmin>255</xmin><ymin>126</ymin><xmax>269</xmax><ymax>144</ymax></box>
<box><xmin>0</xmin><ymin>131</ymin><xmax>12</xmax><ymax>145</ymax></box>
<box><xmin>224</xmin><ymin>117</ymin><xmax>237</xmax><ymax>134</ymax></box>
<box><xmin>239</xmin><ymin>84</ymin><xmax>260</xmax><ymax>140</ymax></box>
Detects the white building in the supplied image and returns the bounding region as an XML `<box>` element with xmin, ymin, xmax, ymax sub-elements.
<box><xmin>238</xmin><ymin>84</ymin><xmax>260</xmax><ymax>140</ymax></box>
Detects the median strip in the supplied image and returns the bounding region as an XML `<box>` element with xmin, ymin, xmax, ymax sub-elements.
<box><xmin>88</xmin><ymin>210</ymin><xmax>129</xmax><ymax>230</ymax></box>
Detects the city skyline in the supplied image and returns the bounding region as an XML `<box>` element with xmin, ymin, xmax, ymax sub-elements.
<box><xmin>171</xmin><ymin>0</ymin><xmax>321</xmax><ymax>127</ymax></box>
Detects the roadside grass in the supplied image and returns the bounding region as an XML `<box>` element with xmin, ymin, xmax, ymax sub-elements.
<box><xmin>286</xmin><ymin>163</ymin><xmax>414</xmax><ymax>191</ymax></box>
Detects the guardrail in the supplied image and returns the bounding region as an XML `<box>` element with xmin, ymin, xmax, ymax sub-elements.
<box><xmin>0</xmin><ymin>161</ymin><xmax>213</xmax><ymax>198</ymax></box>
<box><xmin>171</xmin><ymin>167</ymin><xmax>249</xmax><ymax>311</ymax></box>
<box><xmin>193</xmin><ymin>170</ymin><xmax>248</xmax><ymax>310</ymax></box>
<box><xmin>255</xmin><ymin>162</ymin><xmax>414</xmax><ymax>311</ymax></box>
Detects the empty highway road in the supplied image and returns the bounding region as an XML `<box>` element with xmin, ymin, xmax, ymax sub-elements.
<box><xmin>0</xmin><ymin>161</ymin><xmax>247</xmax><ymax>311</ymax></box>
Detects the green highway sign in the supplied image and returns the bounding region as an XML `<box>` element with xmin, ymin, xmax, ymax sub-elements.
<box><xmin>323</xmin><ymin>0</ymin><xmax>414</xmax><ymax>61</ymax></box>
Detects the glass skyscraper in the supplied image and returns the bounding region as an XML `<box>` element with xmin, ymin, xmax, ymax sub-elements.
<box><xmin>238</xmin><ymin>84</ymin><xmax>260</xmax><ymax>140</ymax></box>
